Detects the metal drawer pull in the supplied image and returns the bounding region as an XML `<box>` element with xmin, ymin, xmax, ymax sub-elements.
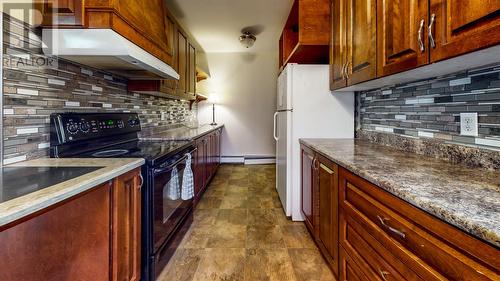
<box><xmin>428</xmin><ymin>13</ymin><xmax>436</xmax><ymax>48</ymax></box>
<box><xmin>379</xmin><ymin>269</ymin><xmax>390</xmax><ymax>281</ymax></box>
<box><xmin>418</xmin><ymin>19</ymin><xmax>425</xmax><ymax>52</ymax></box>
<box><xmin>377</xmin><ymin>215</ymin><xmax>406</xmax><ymax>239</ymax></box>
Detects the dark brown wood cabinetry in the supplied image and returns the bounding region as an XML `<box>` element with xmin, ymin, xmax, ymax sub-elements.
<box><xmin>430</xmin><ymin>1</ymin><xmax>500</xmax><ymax>62</ymax></box>
<box><xmin>331</xmin><ymin>0</ymin><xmax>376</xmax><ymax>90</ymax></box>
<box><xmin>0</xmin><ymin>168</ymin><xmax>142</xmax><ymax>281</ymax></box>
<box><xmin>377</xmin><ymin>0</ymin><xmax>429</xmax><ymax>77</ymax></box>
<box><xmin>279</xmin><ymin>0</ymin><xmax>331</xmax><ymax>70</ymax></box>
<box><xmin>330</xmin><ymin>0</ymin><xmax>500</xmax><ymax>90</ymax></box>
<box><xmin>300</xmin><ymin>144</ymin><xmax>340</xmax><ymax>279</ymax></box>
<box><xmin>177</xmin><ymin>30</ymin><xmax>188</xmax><ymax>95</ymax></box>
<box><xmin>301</xmin><ymin>143</ymin><xmax>500</xmax><ymax>281</ymax></box>
<box><xmin>0</xmin><ymin>182</ymin><xmax>112</xmax><ymax>281</ymax></box>
<box><xmin>112</xmin><ymin>169</ymin><xmax>142</xmax><ymax>281</ymax></box>
<box><xmin>188</xmin><ymin>43</ymin><xmax>197</xmax><ymax>94</ymax></box>
<box><xmin>301</xmin><ymin>145</ymin><xmax>315</xmax><ymax>234</ymax></box>
<box><xmin>193</xmin><ymin>128</ymin><xmax>222</xmax><ymax>206</ymax></box>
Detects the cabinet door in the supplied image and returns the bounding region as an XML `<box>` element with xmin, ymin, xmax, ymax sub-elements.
<box><xmin>0</xmin><ymin>183</ymin><xmax>111</xmax><ymax>281</ymax></box>
<box><xmin>215</xmin><ymin>129</ymin><xmax>221</xmax><ymax>166</ymax></box>
<box><xmin>316</xmin><ymin>155</ymin><xmax>339</xmax><ymax>278</ymax></box>
<box><xmin>203</xmin><ymin>136</ymin><xmax>211</xmax><ymax>185</ymax></box>
<box><xmin>177</xmin><ymin>31</ymin><xmax>188</xmax><ymax>95</ymax></box>
<box><xmin>301</xmin><ymin>145</ymin><xmax>316</xmax><ymax>234</ymax></box>
<box><xmin>340</xmin><ymin>247</ymin><xmax>370</xmax><ymax>281</ymax></box>
<box><xmin>430</xmin><ymin>0</ymin><xmax>500</xmax><ymax>62</ymax></box>
<box><xmin>377</xmin><ymin>0</ymin><xmax>429</xmax><ymax>76</ymax></box>
<box><xmin>188</xmin><ymin>43</ymin><xmax>196</xmax><ymax>94</ymax></box>
<box><xmin>112</xmin><ymin>169</ymin><xmax>141</xmax><ymax>281</ymax></box>
<box><xmin>330</xmin><ymin>0</ymin><xmax>347</xmax><ymax>90</ymax></box>
<box><xmin>345</xmin><ymin>0</ymin><xmax>377</xmax><ymax>85</ymax></box>
<box><xmin>194</xmin><ymin>139</ymin><xmax>204</xmax><ymax>198</ymax></box>
<box><xmin>38</xmin><ymin>0</ymin><xmax>84</xmax><ymax>26</ymax></box>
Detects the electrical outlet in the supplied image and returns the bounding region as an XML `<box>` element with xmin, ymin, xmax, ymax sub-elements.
<box><xmin>460</xmin><ymin>113</ymin><xmax>478</xmax><ymax>136</ymax></box>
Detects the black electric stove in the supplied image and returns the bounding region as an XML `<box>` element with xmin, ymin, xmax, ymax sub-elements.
<box><xmin>50</xmin><ymin>112</ymin><xmax>195</xmax><ymax>281</ymax></box>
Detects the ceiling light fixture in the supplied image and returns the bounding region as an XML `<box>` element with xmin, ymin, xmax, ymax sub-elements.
<box><xmin>239</xmin><ymin>32</ymin><xmax>256</xmax><ymax>48</ymax></box>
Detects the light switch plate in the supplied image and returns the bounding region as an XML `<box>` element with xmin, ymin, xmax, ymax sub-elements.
<box><xmin>460</xmin><ymin>113</ymin><xmax>478</xmax><ymax>136</ymax></box>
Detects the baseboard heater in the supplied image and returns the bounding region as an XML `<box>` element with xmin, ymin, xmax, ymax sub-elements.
<box><xmin>220</xmin><ymin>156</ymin><xmax>276</xmax><ymax>165</ymax></box>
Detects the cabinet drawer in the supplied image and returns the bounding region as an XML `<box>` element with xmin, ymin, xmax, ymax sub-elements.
<box><xmin>340</xmin><ymin>247</ymin><xmax>370</xmax><ymax>281</ymax></box>
<box><xmin>339</xmin><ymin>167</ymin><xmax>500</xmax><ymax>281</ymax></box>
<box><xmin>341</xmin><ymin>212</ymin><xmax>423</xmax><ymax>281</ymax></box>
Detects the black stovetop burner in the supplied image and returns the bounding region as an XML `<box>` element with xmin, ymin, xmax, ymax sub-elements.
<box><xmin>49</xmin><ymin>112</ymin><xmax>192</xmax><ymax>166</ymax></box>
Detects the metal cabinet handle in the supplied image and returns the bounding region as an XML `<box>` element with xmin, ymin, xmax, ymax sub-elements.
<box><xmin>379</xmin><ymin>269</ymin><xmax>390</xmax><ymax>281</ymax></box>
<box><xmin>340</xmin><ymin>63</ymin><xmax>346</xmax><ymax>79</ymax></box>
<box><xmin>418</xmin><ymin>19</ymin><xmax>425</xmax><ymax>52</ymax></box>
<box><xmin>377</xmin><ymin>215</ymin><xmax>406</xmax><ymax>239</ymax></box>
<box><xmin>313</xmin><ymin>157</ymin><xmax>319</xmax><ymax>170</ymax></box>
<box><xmin>428</xmin><ymin>13</ymin><xmax>436</xmax><ymax>48</ymax></box>
<box><xmin>138</xmin><ymin>173</ymin><xmax>144</xmax><ymax>190</ymax></box>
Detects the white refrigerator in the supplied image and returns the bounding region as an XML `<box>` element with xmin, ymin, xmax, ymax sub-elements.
<box><xmin>274</xmin><ymin>64</ymin><xmax>354</xmax><ymax>221</ymax></box>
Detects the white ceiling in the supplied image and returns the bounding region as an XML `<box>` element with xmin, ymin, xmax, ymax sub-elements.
<box><xmin>165</xmin><ymin>0</ymin><xmax>294</xmax><ymax>53</ymax></box>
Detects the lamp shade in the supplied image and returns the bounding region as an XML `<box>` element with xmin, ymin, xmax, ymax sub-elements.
<box><xmin>208</xmin><ymin>94</ymin><xmax>219</xmax><ymax>104</ymax></box>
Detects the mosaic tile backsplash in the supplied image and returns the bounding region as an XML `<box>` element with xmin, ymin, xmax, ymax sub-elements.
<box><xmin>357</xmin><ymin>65</ymin><xmax>500</xmax><ymax>169</ymax></box>
<box><xmin>2</xmin><ymin>15</ymin><xmax>196</xmax><ymax>164</ymax></box>
<box><xmin>358</xmin><ymin>65</ymin><xmax>500</xmax><ymax>147</ymax></box>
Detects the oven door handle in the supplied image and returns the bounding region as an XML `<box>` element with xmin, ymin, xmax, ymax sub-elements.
<box><xmin>153</xmin><ymin>148</ymin><xmax>197</xmax><ymax>174</ymax></box>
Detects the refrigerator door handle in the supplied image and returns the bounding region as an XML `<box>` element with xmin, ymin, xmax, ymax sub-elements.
<box><xmin>273</xmin><ymin>112</ymin><xmax>279</xmax><ymax>141</ymax></box>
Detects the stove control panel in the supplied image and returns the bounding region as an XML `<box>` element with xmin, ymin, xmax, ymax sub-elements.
<box><xmin>50</xmin><ymin>113</ymin><xmax>141</xmax><ymax>144</ymax></box>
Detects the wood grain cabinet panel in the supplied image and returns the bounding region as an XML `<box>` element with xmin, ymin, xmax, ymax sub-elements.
<box><xmin>345</xmin><ymin>0</ymin><xmax>377</xmax><ymax>85</ymax></box>
<box><xmin>377</xmin><ymin>0</ymin><xmax>429</xmax><ymax>76</ymax></box>
<box><xmin>339</xmin><ymin>167</ymin><xmax>500</xmax><ymax>281</ymax></box>
<box><xmin>0</xmin><ymin>183</ymin><xmax>112</xmax><ymax>281</ymax></box>
<box><xmin>430</xmin><ymin>0</ymin><xmax>500</xmax><ymax>62</ymax></box>
<box><xmin>339</xmin><ymin>247</ymin><xmax>370</xmax><ymax>281</ymax></box>
<box><xmin>301</xmin><ymin>145</ymin><xmax>316</xmax><ymax>235</ymax></box>
<box><xmin>112</xmin><ymin>169</ymin><xmax>142</xmax><ymax>281</ymax></box>
<box><xmin>177</xmin><ymin>30</ymin><xmax>188</xmax><ymax>95</ymax></box>
<box><xmin>188</xmin><ymin>43</ymin><xmax>196</xmax><ymax>94</ymax></box>
<box><xmin>330</xmin><ymin>0</ymin><xmax>348</xmax><ymax>90</ymax></box>
<box><xmin>38</xmin><ymin>0</ymin><xmax>84</xmax><ymax>26</ymax></box>
<box><xmin>316</xmin><ymin>155</ymin><xmax>339</xmax><ymax>278</ymax></box>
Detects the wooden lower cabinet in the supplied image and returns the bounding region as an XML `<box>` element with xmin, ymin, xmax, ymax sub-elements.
<box><xmin>0</xmin><ymin>168</ymin><xmax>143</xmax><ymax>281</ymax></box>
<box><xmin>301</xmin><ymin>145</ymin><xmax>315</xmax><ymax>234</ymax></box>
<box><xmin>193</xmin><ymin>129</ymin><xmax>222</xmax><ymax>206</ymax></box>
<box><xmin>112</xmin><ymin>169</ymin><xmax>142</xmax><ymax>281</ymax></box>
<box><xmin>301</xmin><ymin>144</ymin><xmax>500</xmax><ymax>281</ymax></box>
<box><xmin>0</xmin><ymin>182</ymin><xmax>112</xmax><ymax>281</ymax></box>
<box><xmin>316</xmin><ymin>155</ymin><xmax>339</xmax><ymax>277</ymax></box>
<box><xmin>300</xmin><ymin>144</ymin><xmax>340</xmax><ymax>279</ymax></box>
<box><xmin>339</xmin><ymin>167</ymin><xmax>500</xmax><ymax>281</ymax></box>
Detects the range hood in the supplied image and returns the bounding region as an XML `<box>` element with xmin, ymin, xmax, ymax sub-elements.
<box><xmin>42</xmin><ymin>29</ymin><xmax>180</xmax><ymax>80</ymax></box>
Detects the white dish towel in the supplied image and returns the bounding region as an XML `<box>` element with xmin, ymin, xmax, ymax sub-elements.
<box><xmin>165</xmin><ymin>166</ymin><xmax>180</xmax><ymax>200</ymax></box>
<box><xmin>181</xmin><ymin>153</ymin><xmax>194</xmax><ymax>200</ymax></box>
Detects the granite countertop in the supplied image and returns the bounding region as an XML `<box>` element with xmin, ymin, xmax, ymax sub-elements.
<box><xmin>0</xmin><ymin>158</ymin><xmax>144</xmax><ymax>227</ymax></box>
<box><xmin>300</xmin><ymin>138</ymin><xmax>500</xmax><ymax>248</ymax></box>
<box><xmin>140</xmin><ymin>124</ymin><xmax>224</xmax><ymax>141</ymax></box>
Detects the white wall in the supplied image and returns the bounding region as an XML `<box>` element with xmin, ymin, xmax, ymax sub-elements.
<box><xmin>197</xmin><ymin>51</ymin><xmax>278</xmax><ymax>161</ymax></box>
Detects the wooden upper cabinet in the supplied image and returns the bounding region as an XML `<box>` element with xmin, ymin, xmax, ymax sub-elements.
<box><xmin>37</xmin><ymin>0</ymin><xmax>84</xmax><ymax>26</ymax></box>
<box><xmin>377</xmin><ymin>0</ymin><xmax>429</xmax><ymax>76</ymax></box>
<box><xmin>430</xmin><ymin>0</ymin><xmax>500</xmax><ymax>62</ymax></box>
<box><xmin>188</xmin><ymin>43</ymin><xmax>196</xmax><ymax>94</ymax></box>
<box><xmin>345</xmin><ymin>0</ymin><xmax>377</xmax><ymax>85</ymax></box>
<box><xmin>330</xmin><ymin>0</ymin><xmax>347</xmax><ymax>90</ymax></box>
<box><xmin>177</xmin><ymin>30</ymin><xmax>188</xmax><ymax>95</ymax></box>
<box><xmin>279</xmin><ymin>0</ymin><xmax>331</xmax><ymax>69</ymax></box>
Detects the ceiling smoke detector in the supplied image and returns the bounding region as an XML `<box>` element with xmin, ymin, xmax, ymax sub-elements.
<box><xmin>239</xmin><ymin>32</ymin><xmax>256</xmax><ymax>48</ymax></box>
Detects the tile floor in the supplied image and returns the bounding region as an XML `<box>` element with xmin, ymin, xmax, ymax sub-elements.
<box><xmin>158</xmin><ymin>164</ymin><xmax>335</xmax><ymax>281</ymax></box>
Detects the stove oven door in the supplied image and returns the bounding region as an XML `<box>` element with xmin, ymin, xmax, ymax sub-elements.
<box><xmin>152</xmin><ymin>149</ymin><xmax>195</xmax><ymax>253</ymax></box>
